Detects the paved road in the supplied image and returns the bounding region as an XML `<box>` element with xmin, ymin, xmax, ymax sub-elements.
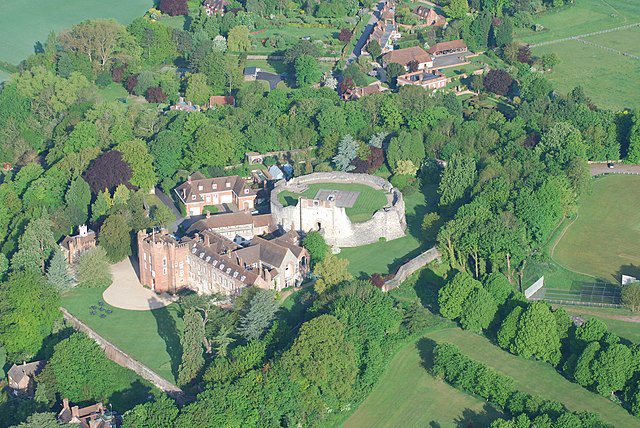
<box><xmin>433</xmin><ymin>52</ymin><xmax>473</xmax><ymax>68</ymax></box>
<box><xmin>590</xmin><ymin>162</ymin><xmax>640</xmax><ymax>176</ymax></box>
<box><xmin>256</xmin><ymin>71</ymin><xmax>284</xmax><ymax>89</ymax></box>
<box><xmin>349</xmin><ymin>2</ymin><xmax>384</xmax><ymax>62</ymax></box>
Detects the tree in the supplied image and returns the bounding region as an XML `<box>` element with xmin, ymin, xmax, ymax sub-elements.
<box><xmin>303</xmin><ymin>231</ymin><xmax>329</xmax><ymax>267</ymax></box>
<box><xmin>622</xmin><ymin>282</ymin><xmax>640</xmax><ymax>312</ymax></box>
<box><xmin>459</xmin><ymin>286</ymin><xmax>498</xmax><ymax>332</ymax></box>
<box><xmin>227</xmin><ymin>25</ymin><xmax>251</xmax><ymax>52</ymax></box>
<box><xmin>49</xmin><ymin>332</ymin><xmax>138</xmax><ymax>402</ymax></box>
<box><xmin>492</xmin><ymin>17</ymin><xmax>513</xmax><ymax>47</ymax></box>
<box><xmin>333</xmin><ymin>134</ymin><xmax>358</xmax><ymax>171</ymax></box>
<box><xmin>541</xmin><ymin>53</ymin><xmax>559</xmax><ymax>70</ymax></box>
<box><xmin>59</xmin><ymin>19</ymin><xmax>138</xmax><ymax>69</ymax></box>
<box><xmin>212</xmin><ymin>324</ymin><xmax>235</xmax><ymax>358</ymax></box>
<box><xmin>150</xmin><ymin>130</ymin><xmax>184</xmax><ymax>180</ymax></box>
<box><xmin>497</xmin><ymin>306</ymin><xmax>523</xmax><ymax>349</ymax></box>
<box><xmin>483</xmin><ymin>69</ymin><xmax>513</xmax><ymax>96</ymax></box>
<box><xmin>443</xmin><ymin>0</ymin><xmax>469</xmax><ymax>19</ymax></box>
<box><xmin>294</xmin><ymin>55</ymin><xmax>322</xmax><ymax>87</ymax></box>
<box><xmin>178</xmin><ymin>308</ymin><xmax>205</xmax><ymax>386</ymax></box>
<box><xmin>146</xmin><ymin>87</ymin><xmax>167</xmax><ymax>103</ymax></box>
<box><xmin>438</xmin><ymin>153</ymin><xmax>476</xmax><ymax>209</ymax></box>
<box><xmin>158</xmin><ymin>0</ymin><xmax>188</xmax><ymax>16</ymax></box>
<box><xmin>76</xmin><ymin>247</ymin><xmax>112</xmax><ymax>288</ymax></box>
<box><xmin>237</xmin><ymin>290</ymin><xmax>279</xmax><ymax>341</ymax></box>
<box><xmin>483</xmin><ymin>272</ymin><xmax>513</xmax><ymax>306</ymax></box>
<box><xmin>65</xmin><ymin>177</ymin><xmax>91</xmax><ymax>228</ymax></box>
<box><xmin>99</xmin><ymin>213</ymin><xmax>131</xmax><ymax>263</ymax></box>
<box><xmin>91</xmin><ymin>190</ymin><xmax>113</xmax><ymax>222</ymax></box>
<box><xmin>46</xmin><ymin>250</ymin><xmax>74</xmax><ymax>293</ymax></box>
<box><xmin>0</xmin><ymin>271</ymin><xmax>60</xmax><ymax>359</ymax></box>
<box><xmin>572</xmin><ymin>341</ymin><xmax>600</xmax><ymax>387</ymax></box>
<box><xmin>512</xmin><ymin>302</ymin><xmax>561</xmax><ymax>364</ymax></box>
<box><xmin>83</xmin><ymin>150</ymin><xmax>132</xmax><ymax>194</ymax></box>
<box><xmin>591</xmin><ymin>343</ymin><xmax>633</xmax><ymax>396</ymax></box>
<box><xmin>438</xmin><ymin>272</ymin><xmax>480</xmax><ymax>320</ymax></box>
<box><xmin>385</xmin><ymin>62</ymin><xmax>405</xmax><ymax>85</ymax></box>
<box><xmin>313</xmin><ymin>253</ymin><xmax>352</xmax><ymax>293</ymax></box>
<box><xmin>626</xmin><ymin>113</ymin><xmax>640</xmax><ymax>163</ymax></box>
<box><xmin>386</xmin><ymin>130</ymin><xmax>425</xmax><ymax>173</ymax></box>
<box><xmin>338</xmin><ymin>28</ymin><xmax>353</xmax><ymax>43</ymax></box>
<box><xmin>185</xmin><ymin>123</ymin><xmax>235</xmax><ymax>170</ymax></box>
<box><xmin>281</xmin><ymin>315</ymin><xmax>357</xmax><ymax>412</ymax></box>
<box><xmin>122</xmin><ymin>394</ymin><xmax>179</xmax><ymax>428</ymax></box>
<box><xmin>184</xmin><ymin>73</ymin><xmax>211</xmax><ymax>106</ymax></box>
<box><xmin>11</xmin><ymin>215</ymin><xmax>57</xmax><ymax>274</ymax></box>
<box><xmin>11</xmin><ymin>412</ymin><xmax>59</xmax><ymax>428</ymax></box>
<box><xmin>116</xmin><ymin>139</ymin><xmax>157</xmax><ymax>191</ymax></box>
<box><xmin>367</xmin><ymin>40</ymin><xmax>382</xmax><ymax>59</ymax></box>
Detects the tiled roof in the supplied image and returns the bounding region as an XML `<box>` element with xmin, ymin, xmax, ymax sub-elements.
<box><xmin>174</xmin><ymin>175</ymin><xmax>256</xmax><ymax>204</ymax></box>
<box><xmin>383</xmin><ymin>46</ymin><xmax>432</xmax><ymax>66</ymax></box>
<box><xmin>427</xmin><ymin>39</ymin><xmax>468</xmax><ymax>54</ymax></box>
<box><xmin>7</xmin><ymin>361</ymin><xmax>44</xmax><ymax>384</ymax></box>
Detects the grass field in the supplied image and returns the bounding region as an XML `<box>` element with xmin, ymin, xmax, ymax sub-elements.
<box><xmin>62</xmin><ymin>285</ymin><xmax>184</xmax><ymax>383</ymax></box>
<box><xmin>338</xmin><ymin>184</ymin><xmax>440</xmax><ymax>277</ymax></box>
<box><xmin>514</xmin><ymin>0</ymin><xmax>640</xmax><ymax>44</ymax></box>
<box><xmin>278</xmin><ymin>182</ymin><xmax>388</xmax><ymax>223</ymax></box>
<box><xmin>0</xmin><ymin>0</ymin><xmax>152</xmax><ymax>65</ymax></box>
<box><xmin>553</xmin><ymin>175</ymin><xmax>640</xmax><ymax>283</ymax></box>
<box><xmin>346</xmin><ymin>327</ymin><xmax>640</xmax><ymax>428</ymax></box>
<box><xmin>532</xmin><ymin>41</ymin><xmax>640</xmax><ymax>110</ymax></box>
<box><xmin>249</xmin><ymin>26</ymin><xmax>339</xmax><ymax>54</ymax></box>
<box><xmin>513</xmin><ymin>0</ymin><xmax>640</xmax><ymax>110</ymax></box>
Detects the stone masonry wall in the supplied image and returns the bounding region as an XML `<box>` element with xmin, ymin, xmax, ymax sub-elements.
<box><xmin>60</xmin><ymin>308</ymin><xmax>185</xmax><ymax>402</ymax></box>
<box><xmin>382</xmin><ymin>247</ymin><xmax>442</xmax><ymax>292</ymax></box>
<box><xmin>270</xmin><ymin>173</ymin><xmax>407</xmax><ymax>247</ymax></box>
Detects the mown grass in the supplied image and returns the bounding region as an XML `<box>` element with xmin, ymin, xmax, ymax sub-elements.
<box><xmin>553</xmin><ymin>175</ymin><xmax>640</xmax><ymax>283</ymax></box>
<box><xmin>0</xmin><ymin>0</ymin><xmax>152</xmax><ymax>65</ymax></box>
<box><xmin>338</xmin><ymin>184</ymin><xmax>440</xmax><ymax>277</ymax></box>
<box><xmin>62</xmin><ymin>285</ymin><xmax>184</xmax><ymax>383</ymax></box>
<box><xmin>278</xmin><ymin>182</ymin><xmax>388</xmax><ymax>223</ymax></box>
<box><xmin>561</xmin><ymin>305</ymin><xmax>640</xmax><ymax>344</ymax></box>
<box><xmin>514</xmin><ymin>0</ymin><xmax>640</xmax><ymax>44</ymax></box>
<box><xmin>532</xmin><ymin>40</ymin><xmax>640</xmax><ymax>110</ymax></box>
<box><xmin>347</xmin><ymin>326</ymin><xmax>640</xmax><ymax>428</ymax></box>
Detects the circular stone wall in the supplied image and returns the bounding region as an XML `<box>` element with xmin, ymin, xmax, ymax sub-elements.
<box><xmin>270</xmin><ymin>172</ymin><xmax>407</xmax><ymax>248</ymax></box>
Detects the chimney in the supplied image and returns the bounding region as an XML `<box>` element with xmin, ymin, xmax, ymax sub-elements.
<box><xmin>206</xmin><ymin>211</ymin><xmax>211</xmax><ymax>219</ymax></box>
<box><xmin>78</xmin><ymin>225</ymin><xmax>88</xmax><ymax>237</ymax></box>
<box><xmin>187</xmin><ymin>175</ymin><xmax>192</xmax><ymax>183</ymax></box>
<box><xmin>71</xmin><ymin>405</ymin><xmax>80</xmax><ymax>419</ymax></box>
<box><xmin>204</xmin><ymin>233</ymin><xmax>210</xmax><ymax>247</ymax></box>
<box><xmin>63</xmin><ymin>398</ymin><xmax>70</xmax><ymax>411</ymax></box>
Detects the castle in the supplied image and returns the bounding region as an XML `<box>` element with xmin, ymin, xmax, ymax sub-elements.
<box><xmin>137</xmin><ymin>222</ymin><xmax>309</xmax><ymax>296</ymax></box>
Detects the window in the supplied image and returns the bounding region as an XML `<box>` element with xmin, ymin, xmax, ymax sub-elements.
<box><xmin>226</xmin><ymin>182</ymin><xmax>231</xmax><ymax>188</ymax></box>
<box><xmin>191</xmin><ymin>195</ymin><xmax>196</xmax><ymax>200</ymax></box>
<box><xmin>163</xmin><ymin>267</ymin><xmax>167</xmax><ymax>275</ymax></box>
<box><xmin>244</xmin><ymin>188</ymin><xmax>249</xmax><ymax>194</ymax></box>
<box><xmin>212</xmin><ymin>183</ymin><xmax>217</xmax><ymax>189</ymax></box>
<box><xmin>162</xmin><ymin>257</ymin><xmax>167</xmax><ymax>266</ymax></box>
<box><xmin>143</xmin><ymin>253</ymin><xmax>147</xmax><ymax>261</ymax></box>
<box><xmin>198</xmin><ymin>185</ymin><xmax>203</xmax><ymax>191</ymax></box>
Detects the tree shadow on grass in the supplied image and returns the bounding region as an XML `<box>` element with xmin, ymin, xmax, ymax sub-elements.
<box><xmin>150</xmin><ymin>301</ymin><xmax>182</xmax><ymax>383</ymax></box>
<box><xmin>108</xmin><ymin>379</ymin><xmax>152</xmax><ymax>414</ymax></box>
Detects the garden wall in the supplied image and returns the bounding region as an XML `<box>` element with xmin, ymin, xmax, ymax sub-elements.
<box><xmin>60</xmin><ymin>307</ymin><xmax>186</xmax><ymax>402</ymax></box>
<box><xmin>382</xmin><ymin>247</ymin><xmax>442</xmax><ymax>292</ymax></box>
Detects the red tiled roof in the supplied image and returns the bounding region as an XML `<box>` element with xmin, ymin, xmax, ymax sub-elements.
<box><xmin>383</xmin><ymin>46</ymin><xmax>432</xmax><ymax>66</ymax></box>
<box><xmin>427</xmin><ymin>39</ymin><xmax>468</xmax><ymax>54</ymax></box>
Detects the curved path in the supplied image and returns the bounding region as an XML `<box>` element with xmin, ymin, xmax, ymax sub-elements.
<box><xmin>103</xmin><ymin>259</ymin><xmax>176</xmax><ymax>311</ymax></box>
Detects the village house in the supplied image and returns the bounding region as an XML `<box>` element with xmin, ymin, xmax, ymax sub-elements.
<box><xmin>137</xmin><ymin>227</ymin><xmax>308</xmax><ymax>295</ymax></box>
<box><xmin>382</xmin><ymin>46</ymin><xmax>434</xmax><ymax>70</ymax></box>
<box><xmin>169</xmin><ymin>97</ymin><xmax>201</xmax><ymax>112</ymax></box>
<box><xmin>367</xmin><ymin>1</ymin><xmax>400</xmax><ymax>53</ymax></box>
<box><xmin>413</xmin><ymin>6</ymin><xmax>446</xmax><ymax>27</ymax></box>
<box><xmin>427</xmin><ymin>39</ymin><xmax>468</xmax><ymax>57</ymax></box>
<box><xmin>341</xmin><ymin>82</ymin><xmax>388</xmax><ymax>101</ymax></box>
<box><xmin>203</xmin><ymin>0</ymin><xmax>230</xmax><ymax>16</ymax></box>
<box><xmin>58</xmin><ymin>399</ymin><xmax>116</xmax><ymax>428</ymax></box>
<box><xmin>60</xmin><ymin>225</ymin><xmax>96</xmax><ymax>264</ymax></box>
<box><xmin>7</xmin><ymin>360</ymin><xmax>45</xmax><ymax>397</ymax></box>
<box><xmin>174</xmin><ymin>173</ymin><xmax>258</xmax><ymax>216</ymax></box>
<box><xmin>187</xmin><ymin>211</ymin><xmax>274</xmax><ymax>242</ymax></box>
<box><xmin>397</xmin><ymin>69</ymin><xmax>448</xmax><ymax>90</ymax></box>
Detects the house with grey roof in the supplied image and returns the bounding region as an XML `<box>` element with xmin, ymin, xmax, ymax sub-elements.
<box><xmin>7</xmin><ymin>360</ymin><xmax>45</xmax><ymax>397</ymax></box>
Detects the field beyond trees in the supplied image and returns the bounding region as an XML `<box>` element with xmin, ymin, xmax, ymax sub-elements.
<box><xmin>514</xmin><ymin>0</ymin><xmax>640</xmax><ymax>110</ymax></box>
<box><xmin>346</xmin><ymin>327</ymin><xmax>640</xmax><ymax>428</ymax></box>
<box><xmin>553</xmin><ymin>174</ymin><xmax>640</xmax><ymax>282</ymax></box>
<box><xmin>0</xmin><ymin>0</ymin><xmax>152</xmax><ymax>66</ymax></box>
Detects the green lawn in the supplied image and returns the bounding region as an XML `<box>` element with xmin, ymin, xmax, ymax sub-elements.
<box><xmin>97</xmin><ymin>82</ymin><xmax>130</xmax><ymax>102</ymax></box>
<box><xmin>339</xmin><ymin>185</ymin><xmax>440</xmax><ymax>277</ymax></box>
<box><xmin>0</xmin><ymin>69</ymin><xmax>11</xmax><ymax>83</ymax></box>
<box><xmin>532</xmin><ymin>41</ymin><xmax>640</xmax><ymax>110</ymax></box>
<box><xmin>514</xmin><ymin>0</ymin><xmax>640</xmax><ymax>45</ymax></box>
<box><xmin>249</xmin><ymin>25</ymin><xmax>339</xmax><ymax>54</ymax></box>
<box><xmin>553</xmin><ymin>175</ymin><xmax>640</xmax><ymax>283</ymax></box>
<box><xmin>343</xmin><ymin>331</ymin><xmax>503</xmax><ymax>428</ymax></box>
<box><xmin>278</xmin><ymin>182</ymin><xmax>388</xmax><ymax>223</ymax></box>
<box><xmin>62</xmin><ymin>285</ymin><xmax>184</xmax><ymax>383</ymax></box>
<box><xmin>347</xmin><ymin>327</ymin><xmax>640</xmax><ymax>428</ymax></box>
<box><xmin>0</xmin><ymin>0</ymin><xmax>152</xmax><ymax>65</ymax></box>
<box><xmin>586</xmin><ymin>26</ymin><xmax>640</xmax><ymax>56</ymax></box>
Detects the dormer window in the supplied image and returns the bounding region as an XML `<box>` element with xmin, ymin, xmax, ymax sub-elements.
<box><xmin>226</xmin><ymin>182</ymin><xmax>231</xmax><ymax>188</ymax></box>
<box><xmin>212</xmin><ymin>183</ymin><xmax>217</xmax><ymax>189</ymax></box>
<box><xmin>198</xmin><ymin>185</ymin><xmax>203</xmax><ymax>191</ymax></box>
<box><xmin>191</xmin><ymin>195</ymin><xmax>196</xmax><ymax>200</ymax></box>
<box><xmin>244</xmin><ymin>188</ymin><xmax>249</xmax><ymax>194</ymax></box>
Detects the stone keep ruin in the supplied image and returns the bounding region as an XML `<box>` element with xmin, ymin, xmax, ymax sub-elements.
<box><xmin>270</xmin><ymin>172</ymin><xmax>407</xmax><ymax>247</ymax></box>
